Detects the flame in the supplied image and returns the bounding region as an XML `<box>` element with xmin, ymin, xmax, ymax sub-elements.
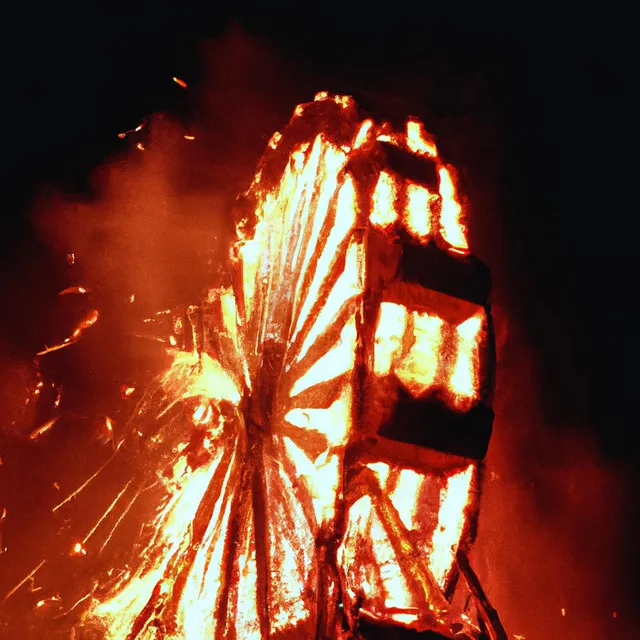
<box><xmin>373</xmin><ymin>303</ymin><xmax>485</xmax><ymax>409</ymax></box>
<box><xmin>370</xmin><ymin>171</ymin><xmax>399</xmax><ymax>228</ymax></box>
<box><xmin>449</xmin><ymin>313</ymin><xmax>484</xmax><ymax>408</ymax></box>
<box><xmin>396</xmin><ymin>310</ymin><xmax>444</xmax><ymax>396</ymax></box>
<box><xmin>406</xmin><ymin>120</ymin><xmax>437</xmax><ymax>157</ymax></box>
<box><xmin>353</xmin><ymin>119</ymin><xmax>374</xmax><ymax>148</ymax></box>
<box><xmin>374</xmin><ymin>302</ymin><xmax>408</xmax><ymax>376</ymax></box>
<box><xmin>9</xmin><ymin>93</ymin><xmax>498</xmax><ymax>639</ymax></box>
<box><xmin>438</xmin><ymin>165</ymin><xmax>469</xmax><ymax>253</ymax></box>
<box><xmin>429</xmin><ymin>464</ymin><xmax>474</xmax><ymax>586</ymax></box>
<box><xmin>405</xmin><ymin>183</ymin><xmax>435</xmax><ymax>241</ymax></box>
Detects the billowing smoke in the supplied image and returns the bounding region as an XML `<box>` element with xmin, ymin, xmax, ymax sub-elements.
<box><xmin>29</xmin><ymin>25</ymin><xmax>299</xmax><ymax>322</ymax></box>
<box><xmin>475</xmin><ymin>316</ymin><xmax>636</xmax><ymax>638</ymax></box>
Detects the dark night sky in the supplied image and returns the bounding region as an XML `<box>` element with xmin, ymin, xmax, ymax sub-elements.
<box><xmin>0</xmin><ymin>6</ymin><xmax>636</xmax><ymax>637</ymax></box>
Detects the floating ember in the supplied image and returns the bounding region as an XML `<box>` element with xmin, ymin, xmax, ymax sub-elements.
<box><xmin>1</xmin><ymin>92</ymin><xmax>507</xmax><ymax>639</ymax></box>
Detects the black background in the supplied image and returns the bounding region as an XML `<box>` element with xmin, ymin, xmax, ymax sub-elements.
<box><xmin>0</xmin><ymin>5</ymin><xmax>636</xmax><ymax>638</ymax></box>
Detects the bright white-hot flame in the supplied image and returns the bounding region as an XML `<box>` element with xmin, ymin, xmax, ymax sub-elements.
<box><xmin>290</xmin><ymin>153</ymin><xmax>354</xmax><ymax>347</ymax></box>
<box><xmin>405</xmin><ymin>183</ymin><xmax>434</xmax><ymax>241</ymax></box>
<box><xmin>89</xmin><ymin>449</ymin><xmax>231</xmax><ymax>637</ymax></box>
<box><xmin>30</xmin><ymin>93</ymin><xmax>490</xmax><ymax>640</ymax></box>
<box><xmin>389</xmin><ymin>469</ymin><xmax>424</xmax><ymax>530</ymax></box>
<box><xmin>295</xmin><ymin>239</ymin><xmax>362</xmax><ymax>365</ymax></box>
<box><xmin>450</xmin><ymin>313</ymin><xmax>484</xmax><ymax>408</ymax></box>
<box><xmin>284</xmin><ymin>385</ymin><xmax>352</xmax><ymax>447</ymax></box>
<box><xmin>290</xmin><ymin>315</ymin><xmax>357</xmax><ymax>397</ymax></box>
<box><xmin>396</xmin><ymin>311</ymin><xmax>444</xmax><ymax>396</ymax></box>
<box><xmin>162</xmin><ymin>351</ymin><xmax>242</xmax><ymax>406</ymax></box>
<box><xmin>438</xmin><ymin>166</ymin><xmax>468</xmax><ymax>252</ymax></box>
<box><xmin>353</xmin><ymin>119</ymin><xmax>374</xmax><ymax>148</ymax></box>
<box><xmin>374</xmin><ymin>302</ymin><xmax>408</xmax><ymax>376</ymax></box>
<box><xmin>406</xmin><ymin>120</ymin><xmax>437</xmax><ymax>157</ymax></box>
<box><xmin>367</xmin><ymin>462</ymin><xmax>391</xmax><ymax>490</ymax></box>
<box><xmin>370</xmin><ymin>171</ymin><xmax>399</xmax><ymax>228</ymax></box>
<box><xmin>430</xmin><ymin>465</ymin><xmax>474</xmax><ymax>586</ymax></box>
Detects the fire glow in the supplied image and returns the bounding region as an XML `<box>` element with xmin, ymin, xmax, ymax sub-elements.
<box><xmin>1</xmin><ymin>92</ymin><xmax>506</xmax><ymax>639</ymax></box>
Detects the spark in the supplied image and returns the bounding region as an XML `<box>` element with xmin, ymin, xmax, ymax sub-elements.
<box><xmin>58</xmin><ymin>285</ymin><xmax>89</xmax><ymax>296</ymax></box>
<box><xmin>117</xmin><ymin>123</ymin><xmax>145</xmax><ymax>139</ymax></box>
<box><xmin>28</xmin><ymin>417</ymin><xmax>59</xmax><ymax>441</ymax></box>
<box><xmin>2</xmin><ymin>560</ymin><xmax>46</xmax><ymax>603</ymax></box>
<box><xmin>36</xmin><ymin>338</ymin><xmax>76</xmax><ymax>356</ymax></box>
<box><xmin>102</xmin><ymin>416</ymin><xmax>117</xmax><ymax>450</ymax></box>
<box><xmin>83</xmin><ymin>480</ymin><xmax>134</xmax><ymax>545</ymax></box>
<box><xmin>62</xmin><ymin>591</ymin><xmax>94</xmax><ymax>616</ymax></box>
<box><xmin>52</xmin><ymin>456</ymin><xmax>116</xmax><ymax>513</ymax></box>
<box><xmin>73</xmin><ymin>310</ymin><xmax>99</xmax><ymax>336</ymax></box>
<box><xmin>36</xmin><ymin>595</ymin><xmax>61</xmax><ymax>608</ymax></box>
<box><xmin>184</xmin><ymin>134</ymin><xmax>195</xmax><ymax>141</ymax></box>
<box><xmin>98</xmin><ymin>490</ymin><xmax>142</xmax><ymax>554</ymax></box>
<box><xmin>120</xmin><ymin>385</ymin><xmax>135</xmax><ymax>398</ymax></box>
<box><xmin>37</xmin><ymin>310</ymin><xmax>99</xmax><ymax>355</ymax></box>
<box><xmin>172</xmin><ymin>76</ymin><xmax>187</xmax><ymax>88</ymax></box>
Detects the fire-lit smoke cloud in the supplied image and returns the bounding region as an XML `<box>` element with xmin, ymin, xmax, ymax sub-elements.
<box><xmin>1</xmin><ymin>23</ymin><xmax>635</xmax><ymax>639</ymax></box>
<box><xmin>1</xmin><ymin>28</ymin><xmax>301</xmax><ymax>629</ymax></box>
<box><xmin>475</xmin><ymin>312</ymin><xmax>637</xmax><ymax>638</ymax></box>
<box><xmin>29</xmin><ymin>26</ymin><xmax>300</xmax><ymax>319</ymax></box>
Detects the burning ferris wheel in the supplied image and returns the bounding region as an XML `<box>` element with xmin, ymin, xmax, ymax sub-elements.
<box><xmin>1</xmin><ymin>91</ymin><xmax>507</xmax><ymax>639</ymax></box>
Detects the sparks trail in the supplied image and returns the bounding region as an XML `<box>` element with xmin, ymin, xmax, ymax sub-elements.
<box><xmin>8</xmin><ymin>92</ymin><xmax>504</xmax><ymax>639</ymax></box>
<box><xmin>36</xmin><ymin>309</ymin><xmax>99</xmax><ymax>356</ymax></box>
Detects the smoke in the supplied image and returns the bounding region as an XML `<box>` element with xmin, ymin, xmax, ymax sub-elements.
<box><xmin>473</xmin><ymin>307</ymin><xmax>637</xmax><ymax>639</ymax></box>
<box><xmin>0</xmin><ymin>27</ymin><xmax>299</xmax><ymax>626</ymax></box>
<box><xmin>29</xmin><ymin>26</ymin><xmax>300</xmax><ymax>319</ymax></box>
<box><xmin>0</xmin><ymin>26</ymin><xmax>293</xmax><ymax>450</ymax></box>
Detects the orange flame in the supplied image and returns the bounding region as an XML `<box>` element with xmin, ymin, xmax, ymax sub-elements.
<box><xmin>10</xmin><ymin>93</ymin><xmax>498</xmax><ymax>639</ymax></box>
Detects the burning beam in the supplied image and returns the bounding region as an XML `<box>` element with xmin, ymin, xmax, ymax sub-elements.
<box><xmin>2</xmin><ymin>92</ymin><xmax>505</xmax><ymax>640</ymax></box>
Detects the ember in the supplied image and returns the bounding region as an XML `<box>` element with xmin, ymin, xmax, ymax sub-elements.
<box><xmin>1</xmin><ymin>92</ymin><xmax>507</xmax><ymax>639</ymax></box>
